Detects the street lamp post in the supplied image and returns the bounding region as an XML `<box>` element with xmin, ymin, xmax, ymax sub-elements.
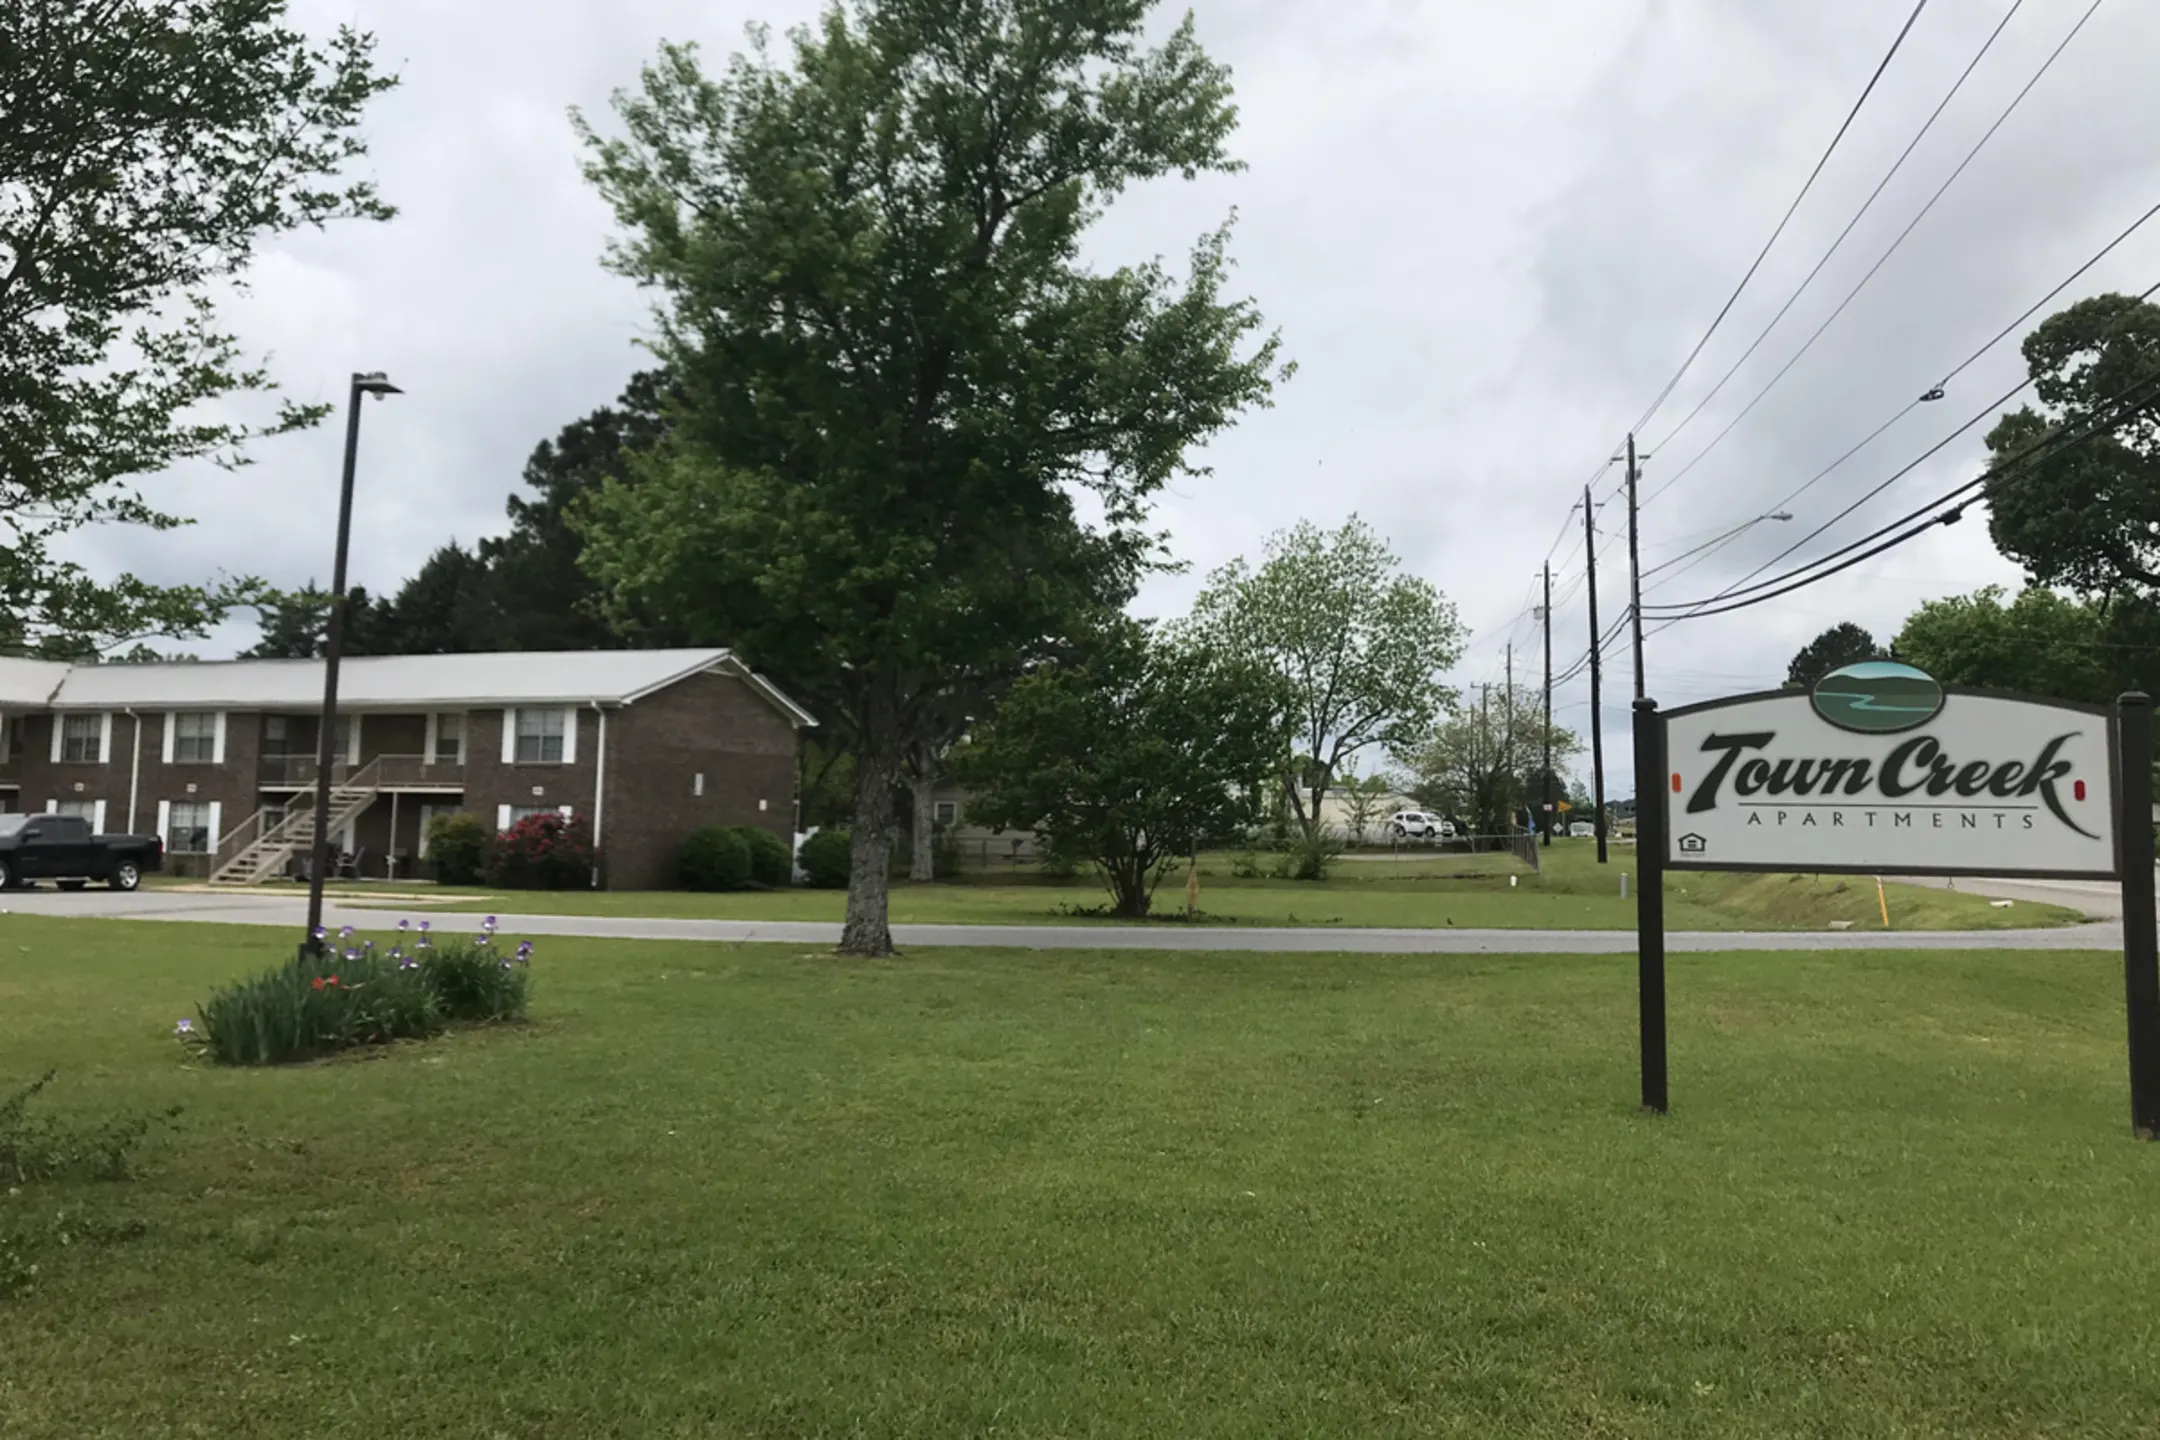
<box><xmin>305</xmin><ymin>371</ymin><xmax>401</xmax><ymax>949</ymax></box>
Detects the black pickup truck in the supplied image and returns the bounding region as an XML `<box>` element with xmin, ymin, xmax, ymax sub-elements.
<box><xmin>0</xmin><ymin>814</ymin><xmax>163</xmax><ymax>891</ymax></box>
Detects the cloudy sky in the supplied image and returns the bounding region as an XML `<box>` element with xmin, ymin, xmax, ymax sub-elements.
<box><xmin>85</xmin><ymin>0</ymin><xmax>2160</xmax><ymax>795</ymax></box>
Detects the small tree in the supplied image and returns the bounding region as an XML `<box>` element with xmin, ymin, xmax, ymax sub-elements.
<box><xmin>1181</xmin><ymin>517</ymin><xmax>1464</xmax><ymax>869</ymax></box>
<box><xmin>960</xmin><ymin>623</ymin><xmax>1288</xmax><ymax>918</ymax></box>
<box><xmin>1401</xmin><ymin>686</ymin><xmax>1581</xmax><ymax>837</ymax></box>
<box><xmin>1337</xmin><ymin>763</ymin><xmax>1393</xmax><ymax>847</ymax></box>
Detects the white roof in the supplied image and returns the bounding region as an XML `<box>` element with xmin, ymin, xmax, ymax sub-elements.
<box><xmin>0</xmin><ymin>648</ymin><xmax>815</xmax><ymax>724</ymax></box>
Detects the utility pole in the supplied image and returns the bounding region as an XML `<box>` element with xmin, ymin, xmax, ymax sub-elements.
<box><xmin>1540</xmin><ymin>564</ymin><xmax>1553</xmax><ymax>848</ymax></box>
<box><xmin>1584</xmin><ymin>484</ymin><xmax>1609</xmax><ymax>865</ymax></box>
<box><xmin>1504</xmin><ymin>643</ymin><xmax>1516</xmax><ymax>835</ymax></box>
<box><xmin>1625</xmin><ymin>432</ymin><xmax>1647</xmax><ymax>701</ymax></box>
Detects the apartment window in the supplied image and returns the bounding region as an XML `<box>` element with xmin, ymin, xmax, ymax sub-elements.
<box><xmin>167</xmin><ymin>801</ymin><xmax>212</xmax><ymax>855</ymax></box>
<box><xmin>514</xmin><ymin>708</ymin><xmax>566</xmax><ymax>764</ymax></box>
<box><xmin>509</xmin><ymin>805</ymin><xmax>552</xmax><ymax>826</ymax></box>
<box><xmin>265</xmin><ymin>715</ymin><xmax>291</xmax><ymax>753</ymax></box>
<box><xmin>55</xmin><ymin>800</ymin><xmax>96</xmax><ymax>821</ymax></box>
<box><xmin>432</xmin><ymin>713</ymin><xmax>464</xmax><ymax>765</ymax></box>
<box><xmin>172</xmin><ymin>712</ymin><xmax>217</xmax><ymax>764</ymax></box>
<box><xmin>933</xmin><ymin>801</ymin><xmax>957</xmax><ymax>827</ymax></box>
<box><xmin>60</xmin><ymin>714</ymin><xmax>103</xmax><ymax>764</ymax></box>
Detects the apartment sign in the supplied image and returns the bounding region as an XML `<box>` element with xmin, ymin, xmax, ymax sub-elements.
<box><xmin>1662</xmin><ymin>663</ymin><xmax>2118</xmax><ymax>879</ymax></box>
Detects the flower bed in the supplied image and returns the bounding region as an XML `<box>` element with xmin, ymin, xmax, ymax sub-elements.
<box><xmin>185</xmin><ymin>918</ymin><xmax>533</xmax><ymax>1067</ymax></box>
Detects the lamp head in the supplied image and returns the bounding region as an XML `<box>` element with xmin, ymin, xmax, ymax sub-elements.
<box><xmin>354</xmin><ymin>371</ymin><xmax>402</xmax><ymax>400</ymax></box>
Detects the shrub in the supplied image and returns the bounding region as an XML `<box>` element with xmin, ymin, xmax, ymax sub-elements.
<box><xmin>188</xmin><ymin>922</ymin><xmax>533</xmax><ymax>1067</ymax></box>
<box><xmin>482</xmin><ymin>812</ymin><xmax>596</xmax><ymax>890</ymax></box>
<box><xmin>425</xmin><ymin>812</ymin><xmax>488</xmax><ymax>885</ymax></box>
<box><xmin>679</xmin><ymin>825</ymin><xmax>753</xmax><ymax>891</ymax></box>
<box><xmin>734</xmin><ymin>826</ymin><xmax>790</xmax><ymax>887</ymax></box>
<box><xmin>799</xmin><ymin>828</ymin><xmax>851</xmax><ymax>888</ymax></box>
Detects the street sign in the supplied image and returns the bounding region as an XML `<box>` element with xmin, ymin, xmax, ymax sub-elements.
<box><xmin>1631</xmin><ymin>663</ymin><xmax>2160</xmax><ymax>1140</ymax></box>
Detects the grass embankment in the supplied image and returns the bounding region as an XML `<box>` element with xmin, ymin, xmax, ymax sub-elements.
<box><xmin>3</xmin><ymin>916</ymin><xmax>2153</xmax><ymax>1437</ymax></box>
<box><xmin>313</xmin><ymin>838</ymin><xmax>2078</xmax><ymax>931</ymax></box>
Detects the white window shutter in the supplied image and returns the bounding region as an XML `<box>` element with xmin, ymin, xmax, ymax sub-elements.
<box><xmin>161</xmin><ymin>713</ymin><xmax>176</xmax><ymax>765</ymax></box>
<box><xmin>562</xmin><ymin>708</ymin><xmax>578</xmax><ymax>766</ymax></box>
<box><xmin>92</xmin><ymin>800</ymin><xmax>106</xmax><ymax>833</ymax></box>
<box><xmin>44</xmin><ymin>799</ymin><xmax>57</xmax><ymax>814</ymax></box>
<box><xmin>207</xmin><ymin>801</ymin><xmax>222</xmax><ymax>852</ymax></box>
<box><xmin>156</xmin><ymin>800</ymin><xmax>171</xmax><ymax>844</ymax></box>
<box><xmin>48</xmin><ymin>717</ymin><xmax>61</xmax><ymax>765</ymax></box>
<box><xmin>558</xmin><ymin>804</ymin><xmax>573</xmax><ymax>819</ymax></box>
<box><xmin>98</xmin><ymin>713</ymin><xmax>112</xmax><ymax>765</ymax></box>
<box><xmin>423</xmin><ymin>712</ymin><xmax>438</xmax><ymax>764</ymax></box>
<box><xmin>212</xmin><ymin>712</ymin><xmax>227</xmax><ymax>765</ymax></box>
<box><xmin>347</xmin><ymin>713</ymin><xmax>362</xmax><ymax>765</ymax></box>
<box><xmin>501</xmin><ymin>710</ymin><xmax>517</xmax><ymax>764</ymax></box>
<box><xmin>496</xmin><ymin>803</ymin><xmax>512</xmax><ymax>832</ymax></box>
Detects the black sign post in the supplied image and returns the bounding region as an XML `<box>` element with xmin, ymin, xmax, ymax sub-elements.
<box><xmin>1632</xmin><ymin>698</ymin><xmax>1668</xmax><ymax>1115</ymax></box>
<box><xmin>2116</xmin><ymin>693</ymin><xmax>2160</xmax><ymax>1139</ymax></box>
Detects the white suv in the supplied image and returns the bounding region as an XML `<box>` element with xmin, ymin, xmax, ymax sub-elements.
<box><xmin>1389</xmin><ymin>810</ymin><xmax>1449</xmax><ymax>839</ymax></box>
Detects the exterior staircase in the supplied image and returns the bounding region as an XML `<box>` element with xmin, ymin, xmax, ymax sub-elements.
<box><xmin>211</xmin><ymin>760</ymin><xmax>382</xmax><ymax>885</ymax></box>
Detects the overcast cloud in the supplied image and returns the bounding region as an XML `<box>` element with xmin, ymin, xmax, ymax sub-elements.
<box><xmin>72</xmin><ymin>0</ymin><xmax>2160</xmax><ymax>796</ymax></box>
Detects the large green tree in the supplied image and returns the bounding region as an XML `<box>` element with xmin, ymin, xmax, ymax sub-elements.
<box><xmin>957</xmin><ymin>621</ymin><xmax>1287</xmax><ymax>917</ymax></box>
<box><xmin>1181</xmin><ymin>516</ymin><xmax>1463</xmax><ymax>871</ymax></box>
<box><xmin>1785</xmin><ymin>622</ymin><xmax>1883</xmax><ymax>689</ymax></box>
<box><xmin>1891</xmin><ymin>586</ymin><xmax>2160</xmax><ymax>703</ymax></box>
<box><xmin>475</xmin><ymin>369</ymin><xmax>678</xmax><ymax>652</ymax></box>
<box><xmin>1985</xmin><ymin>294</ymin><xmax>2160</xmax><ymax>597</ymax></box>
<box><xmin>1</xmin><ymin>0</ymin><xmax>396</xmax><ymax>655</ymax></box>
<box><xmin>573</xmin><ymin>0</ymin><xmax>1284</xmax><ymax>955</ymax></box>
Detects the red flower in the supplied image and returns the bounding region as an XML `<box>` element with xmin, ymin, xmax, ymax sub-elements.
<box><xmin>311</xmin><ymin>975</ymin><xmax>340</xmax><ymax>991</ymax></box>
<box><xmin>311</xmin><ymin>976</ymin><xmax>324</xmax><ymax>991</ymax></box>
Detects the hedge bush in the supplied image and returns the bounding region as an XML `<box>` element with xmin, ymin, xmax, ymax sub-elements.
<box><xmin>424</xmin><ymin>812</ymin><xmax>488</xmax><ymax>885</ymax></box>
<box><xmin>482</xmin><ymin>812</ymin><xmax>596</xmax><ymax>890</ymax></box>
<box><xmin>187</xmin><ymin>922</ymin><xmax>532</xmax><ymax>1067</ymax></box>
<box><xmin>799</xmin><ymin>828</ymin><xmax>851</xmax><ymax>888</ymax></box>
<box><xmin>679</xmin><ymin>826</ymin><xmax>753</xmax><ymax>891</ymax></box>
<box><xmin>739</xmin><ymin>826</ymin><xmax>792</xmax><ymax>887</ymax></box>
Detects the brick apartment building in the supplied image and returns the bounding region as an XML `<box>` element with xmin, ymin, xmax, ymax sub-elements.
<box><xmin>0</xmin><ymin>649</ymin><xmax>814</xmax><ymax>890</ymax></box>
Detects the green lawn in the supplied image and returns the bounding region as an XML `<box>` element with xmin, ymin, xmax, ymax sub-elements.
<box><xmin>313</xmin><ymin>839</ymin><xmax>2080</xmax><ymax>931</ymax></box>
<box><xmin>4</xmin><ymin>916</ymin><xmax>2157</xmax><ymax>1436</ymax></box>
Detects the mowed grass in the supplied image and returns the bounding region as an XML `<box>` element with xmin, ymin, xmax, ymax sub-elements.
<box><xmin>4</xmin><ymin>916</ymin><xmax>2158</xmax><ymax>1437</ymax></box>
<box><xmin>320</xmin><ymin>838</ymin><xmax>2081</xmax><ymax>931</ymax></box>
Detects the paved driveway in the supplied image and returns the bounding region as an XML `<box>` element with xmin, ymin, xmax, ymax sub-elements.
<box><xmin>0</xmin><ymin>887</ymin><xmax>2123</xmax><ymax>953</ymax></box>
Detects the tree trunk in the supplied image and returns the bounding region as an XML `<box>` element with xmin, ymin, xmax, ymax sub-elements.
<box><xmin>909</xmin><ymin>749</ymin><xmax>936</xmax><ymax>883</ymax></box>
<box><xmin>841</xmin><ymin>746</ymin><xmax>900</xmax><ymax>956</ymax></box>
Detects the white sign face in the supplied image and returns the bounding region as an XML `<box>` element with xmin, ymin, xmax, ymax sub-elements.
<box><xmin>1661</xmin><ymin>685</ymin><xmax>2118</xmax><ymax>878</ymax></box>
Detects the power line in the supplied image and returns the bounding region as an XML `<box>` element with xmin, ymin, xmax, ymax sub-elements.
<box><xmin>1639</xmin><ymin>202</ymin><xmax>2160</xmax><ymax>593</ymax></box>
<box><xmin>1625</xmin><ymin>0</ymin><xmax>1933</xmax><ymax>439</ymax></box>
<box><xmin>1643</xmin><ymin>367</ymin><xmax>2160</xmax><ymax>622</ymax></box>
<box><xmin>1644</xmin><ymin>0</ymin><xmax>2028</xmax><ymax>465</ymax></box>
<box><xmin>1640</xmin><ymin>0</ymin><xmax>2113</xmax><ymax>509</ymax></box>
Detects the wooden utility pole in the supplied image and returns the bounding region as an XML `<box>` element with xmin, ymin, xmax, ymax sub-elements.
<box><xmin>1626</xmin><ymin>432</ymin><xmax>1647</xmax><ymax>701</ymax></box>
<box><xmin>1585</xmin><ymin>484</ymin><xmax>1608</xmax><ymax>864</ymax></box>
<box><xmin>1540</xmin><ymin>565</ymin><xmax>1553</xmax><ymax>846</ymax></box>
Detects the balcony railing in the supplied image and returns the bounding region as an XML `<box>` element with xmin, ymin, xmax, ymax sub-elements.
<box><xmin>258</xmin><ymin>753</ymin><xmax>463</xmax><ymax>790</ymax></box>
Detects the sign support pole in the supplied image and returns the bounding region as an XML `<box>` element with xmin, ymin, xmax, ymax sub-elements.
<box><xmin>2116</xmin><ymin>692</ymin><xmax>2160</xmax><ymax>1139</ymax></box>
<box><xmin>1632</xmin><ymin>697</ymin><xmax>1668</xmax><ymax>1114</ymax></box>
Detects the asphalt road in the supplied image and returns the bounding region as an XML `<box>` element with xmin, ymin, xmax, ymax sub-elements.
<box><xmin>0</xmin><ymin>887</ymin><xmax>2124</xmax><ymax>953</ymax></box>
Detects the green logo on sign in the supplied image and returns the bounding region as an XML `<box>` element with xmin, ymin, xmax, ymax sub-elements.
<box><xmin>1810</xmin><ymin>661</ymin><xmax>1944</xmax><ymax>734</ymax></box>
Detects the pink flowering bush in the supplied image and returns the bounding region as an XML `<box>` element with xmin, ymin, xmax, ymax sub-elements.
<box><xmin>482</xmin><ymin>812</ymin><xmax>596</xmax><ymax>890</ymax></box>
